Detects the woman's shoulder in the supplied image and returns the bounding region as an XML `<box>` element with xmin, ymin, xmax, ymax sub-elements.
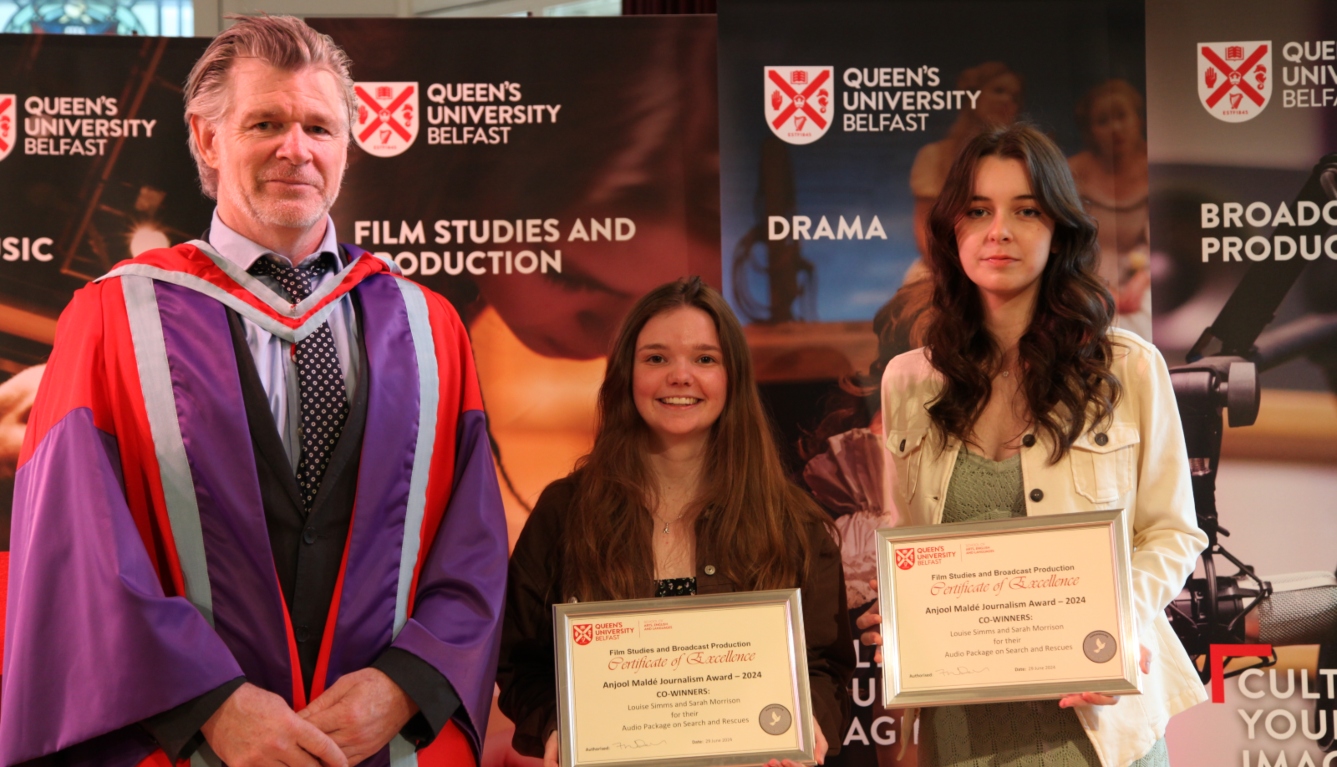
<box><xmin>524</xmin><ymin>472</ymin><xmax>583</xmax><ymax>533</ymax></box>
<box><xmin>509</xmin><ymin>474</ymin><xmax>581</xmax><ymax>579</ymax></box>
<box><xmin>541</xmin><ymin>471</ymin><xmax>581</xmax><ymax>496</ymax></box>
<box><xmin>880</xmin><ymin>348</ymin><xmax>939</xmax><ymax>437</ymax></box>
<box><xmin>783</xmin><ymin>496</ymin><xmax>841</xmax><ymax>565</ymax></box>
<box><xmin>1103</xmin><ymin>329</ymin><xmax>1177</xmax><ymax>419</ymax></box>
<box><xmin>881</xmin><ymin>347</ymin><xmax>938</xmax><ymax>393</ymax></box>
<box><xmin>804</xmin><ymin>516</ymin><xmax>841</xmax><ymax>558</ymax></box>
<box><xmin>1107</xmin><ymin>328</ymin><xmax>1168</xmax><ymax>376</ymax></box>
<box><xmin>883</xmin><ymin>346</ymin><xmax>932</xmax><ymax>374</ymax></box>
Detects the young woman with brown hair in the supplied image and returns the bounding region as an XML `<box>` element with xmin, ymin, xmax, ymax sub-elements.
<box><xmin>861</xmin><ymin>124</ymin><xmax>1207</xmax><ymax>766</ymax></box>
<box><xmin>497</xmin><ymin>277</ymin><xmax>854</xmax><ymax>766</ymax></box>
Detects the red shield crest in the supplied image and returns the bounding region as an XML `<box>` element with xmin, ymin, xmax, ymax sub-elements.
<box><xmin>0</xmin><ymin>95</ymin><xmax>15</xmax><ymax>162</ymax></box>
<box><xmin>1198</xmin><ymin>41</ymin><xmax>1271</xmax><ymax>123</ymax></box>
<box><xmin>353</xmin><ymin>82</ymin><xmax>419</xmax><ymax>157</ymax></box>
<box><xmin>895</xmin><ymin>548</ymin><xmax>915</xmax><ymax>571</ymax></box>
<box><xmin>573</xmin><ymin>624</ymin><xmax>594</xmax><ymax>645</ymax></box>
<box><xmin>764</xmin><ymin>67</ymin><xmax>833</xmax><ymax>145</ymax></box>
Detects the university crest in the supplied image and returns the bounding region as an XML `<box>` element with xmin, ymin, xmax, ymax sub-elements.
<box><xmin>354</xmin><ymin>82</ymin><xmax>419</xmax><ymax>157</ymax></box>
<box><xmin>896</xmin><ymin>548</ymin><xmax>915</xmax><ymax>571</ymax></box>
<box><xmin>764</xmin><ymin>67</ymin><xmax>833</xmax><ymax>145</ymax></box>
<box><xmin>0</xmin><ymin>95</ymin><xmax>15</xmax><ymax>162</ymax></box>
<box><xmin>1198</xmin><ymin>41</ymin><xmax>1271</xmax><ymax>123</ymax></box>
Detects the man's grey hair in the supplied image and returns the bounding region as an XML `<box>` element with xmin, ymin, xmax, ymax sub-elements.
<box><xmin>184</xmin><ymin>15</ymin><xmax>356</xmax><ymax>199</ymax></box>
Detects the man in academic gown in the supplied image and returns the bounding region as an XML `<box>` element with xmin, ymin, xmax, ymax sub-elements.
<box><xmin>0</xmin><ymin>15</ymin><xmax>507</xmax><ymax>767</ymax></box>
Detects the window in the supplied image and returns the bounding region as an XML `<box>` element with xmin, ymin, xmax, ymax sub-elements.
<box><xmin>0</xmin><ymin>0</ymin><xmax>193</xmax><ymax>36</ymax></box>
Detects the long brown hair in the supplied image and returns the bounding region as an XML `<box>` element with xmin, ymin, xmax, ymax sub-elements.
<box><xmin>923</xmin><ymin>124</ymin><xmax>1121</xmax><ymax>462</ymax></box>
<box><xmin>564</xmin><ymin>277</ymin><xmax>833</xmax><ymax>601</ymax></box>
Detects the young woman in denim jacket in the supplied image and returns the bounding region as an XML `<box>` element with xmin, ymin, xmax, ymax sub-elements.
<box><xmin>859</xmin><ymin>124</ymin><xmax>1207</xmax><ymax>767</ymax></box>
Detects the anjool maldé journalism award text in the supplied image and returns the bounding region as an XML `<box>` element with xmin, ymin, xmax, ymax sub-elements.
<box><xmin>876</xmin><ymin>510</ymin><xmax>1141</xmax><ymax>707</ymax></box>
<box><xmin>554</xmin><ymin>590</ymin><xmax>816</xmax><ymax>767</ymax></box>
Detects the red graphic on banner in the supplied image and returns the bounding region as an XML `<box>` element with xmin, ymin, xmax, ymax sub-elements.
<box><xmin>763</xmin><ymin>66</ymin><xmax>833</xmax><ymax>145</ymax></box>
<box><xmin>1202</xmin><ymin>45</ymin><xmax>1267</xmax><ymax>109</ymax></box>
<box><xmin>573</xmin><ymin>624</ymin><xmax>593</xmax><ymax>645</ymax></box>
<box><xmin>0</xmin><ymin>96</ymin><xmax>14</xmax><ymax>161</ymax></box>
<box><xmin>1208</xmin><ymin>643</ymin><xmax>1273</xmax><ymax>703</ymax></box>
<box><xmin>1197</xmin><ymin>41</ymin><xmax>1271</xmax><ymax>123</ymax></box>
<box><xmin>353</xmin><ymin>82</ymin><xmax>419</xmax><ymax>157</ymax></box>
<box><xmin>895</xmin><ymin>548</ymin><xmax>915</xmax><ymax>570</ymax></box>
<box><xmin>358</xmin><ymin>85</ymin><xmax>412</xmax><ymax>142</ymax></box>
<box><xmin>768</xmin><ymin>68</ymin><xmax>830</xmax><ymax>132</ymax></box>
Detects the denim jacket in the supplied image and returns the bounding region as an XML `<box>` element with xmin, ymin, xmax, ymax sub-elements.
<box><xmin>880</xmin><ymin>328</ymin><xmax>1209</xmax><ymax>767</ymax></box>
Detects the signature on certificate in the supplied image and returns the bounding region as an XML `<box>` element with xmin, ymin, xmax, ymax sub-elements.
<box><xmin>935</xmin><ymin>666</ymin><xmax>988</xmax><ymax>676</ymax></box>
<box><xmin>612</xmin><ymin>739</ymin><xmax>667</xmax><ymax>750</ymax></box>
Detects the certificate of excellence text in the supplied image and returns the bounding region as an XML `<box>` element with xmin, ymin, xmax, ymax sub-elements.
<box><xmin>889</xmin><ymin>524</ymin><xmax>1127</xmax><ymax>694</ymax></box>
<box><xmin>565</xmin><ymin>602</ymin><xmax>805</xmax><ymax>764</ymax></box>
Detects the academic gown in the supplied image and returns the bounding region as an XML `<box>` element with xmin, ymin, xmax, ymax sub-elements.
<box><xmin>0</xmin><ymin>242</ymin><xmax>508</xmax><ymax>767</ymax></box>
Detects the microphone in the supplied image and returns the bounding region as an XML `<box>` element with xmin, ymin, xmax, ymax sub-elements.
<box><xmin>1246</xmin><ymin>571</ymin><xmax>1337</xmax><ymax>646</ymax></box>
<box><xmin>1168</xmin><ymin>570</ymin><xmax>1337</xmax><ymax>657</ymax></box>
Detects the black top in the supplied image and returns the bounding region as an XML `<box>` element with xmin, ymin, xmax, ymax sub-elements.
<box><xmin>655</xmin><ymin>576</ymin><xmax>698</xmax><ymax>597</ymax></box>
<box><xmin>497</xmin><ymin>474</ymin><xmax>854</xmax><ymax>758</ymax></box>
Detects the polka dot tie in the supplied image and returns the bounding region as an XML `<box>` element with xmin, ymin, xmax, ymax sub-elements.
<box><xmin>250</xmin><ymin>254</ymin><xmax>349</xmax><ymax>512</ymax></box>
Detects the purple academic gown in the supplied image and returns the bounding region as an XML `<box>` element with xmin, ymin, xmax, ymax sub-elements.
<box><xmin>1</xmin><ymin>242</ymin><xmax>507</xmax><ymax>766</ymax></box>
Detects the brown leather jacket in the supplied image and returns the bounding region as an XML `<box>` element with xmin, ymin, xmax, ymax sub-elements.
<box><xmin>497</xmin><ymin>474</ymin><xmax>855</xmax><ymax>758</ymax></box>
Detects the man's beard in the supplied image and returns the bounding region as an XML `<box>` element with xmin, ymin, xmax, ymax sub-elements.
<box><xmin>238</xmin><ymin>168</ymin><xmax>340</xmax><ymax>230</ymax></box>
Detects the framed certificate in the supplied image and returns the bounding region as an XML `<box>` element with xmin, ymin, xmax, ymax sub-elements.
<box><xmin>875</xmin><ymin>509</ymin><xmax>1140</xmax><ymax>707</ymax></box>
<box><xmin>553</xmin><ymin>589</ymin><xmax>817</xmax><ymax>767</ymax></box>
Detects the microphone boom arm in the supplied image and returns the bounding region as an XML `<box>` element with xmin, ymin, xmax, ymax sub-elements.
<box><xmin>1168</xmin><ymin>155</ymin><xmax>1337</xmax><ymax>683</ymax></box>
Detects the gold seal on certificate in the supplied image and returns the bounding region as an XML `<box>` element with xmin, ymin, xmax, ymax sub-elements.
<box><xmin>553</xmin><ymin>589</ymin><xmax>818</xmax><ymax>767</ymax></box>
<box><xmin>875</xmin><ymin>509</ymin><xmax>1141</xmax><ymax>707</ymax></box>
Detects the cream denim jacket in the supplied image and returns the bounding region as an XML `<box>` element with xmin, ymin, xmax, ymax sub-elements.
<box><xmin>880</xmin><ymin>329</ymin><xmax>1209</xmax><ymax>767</ymax></box>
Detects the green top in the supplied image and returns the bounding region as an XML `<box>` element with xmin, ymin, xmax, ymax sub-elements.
<box><xmin>940</xmin><ymin>449</ymin><xmax>1026</xmax><ymax>524</ymax></box>
<box><xmin>920</xmin><ymin>450</ymin><xmax>1169</xmax><ymax>767</ymax></box>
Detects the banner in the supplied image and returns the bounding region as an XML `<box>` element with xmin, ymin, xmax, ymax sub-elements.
<box><xmin>1146</xmin><ymin>2</ymin><xmax>1337</xmax><ymax>765</ymax></box>
<box><xmin>307</xmin><ymin>16</ymin><xmax>720</xmax><ymax>556</ymax></box>
<box><xmin>718</xmin><ymin>1</ymin><xmax>1147</xmax><ymax>762</ymax></box>
<box><xmin>0</xmin><ymin>35</ymin><xmax>211</xmax><ymax>549</ymax></box>
<box><xmin>0</xmin><ymin>17</ymin><xmax>721</xmax><ymax>548</ymax></box>
<box><xmin>0</xmin><ymin>18</ymin><xmax>719</xmax><ymax>764</ymax></box>
<box><xmin>5</xmin><ymin>7</ymin><xmax>1334</xmax><ymax>765</ymax></box>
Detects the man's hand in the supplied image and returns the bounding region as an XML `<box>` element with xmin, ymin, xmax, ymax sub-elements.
<box><xmin>201</xmin><ymin>682</ymin><xmax>347</xmax><ymax>767</ymax></box>
<box><xmin>300</xmin><ymin>668</ymin><xmax>420</xmax><ymax>765</ymax></box>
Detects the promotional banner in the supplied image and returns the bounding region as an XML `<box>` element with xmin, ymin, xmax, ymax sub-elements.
<box><xmin>0</xmin><ymin>18</ymin><xmax>719</xmax><ymax>763</ymax></box>
<box><xmin>718</xmin><ymin>2</ymin><xmax>1147</xmax><ymax>762</ymax></box>
<box><xmin>1146</xmin><ymin>2</ymin><xmax>1337</xmax><ymax>765</ymax></box>
<box><xmin>0</xmin><ymin>34</ymin><xmax>211</xmax><ymax>550</ymax></box>
<box><xmin>0</xmin><ymin>17</ymin><xmax>721</xmax><ymax>550</ymax></box>
<box><xmin>7</xmin><ymin>6</ymin><xmax>1334</xmax><ymax>765</ymax></box>
<box><xmin>307</xmin><ymin>16</ymin><xmax>721</xmax><ymax>556</ymax></box>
